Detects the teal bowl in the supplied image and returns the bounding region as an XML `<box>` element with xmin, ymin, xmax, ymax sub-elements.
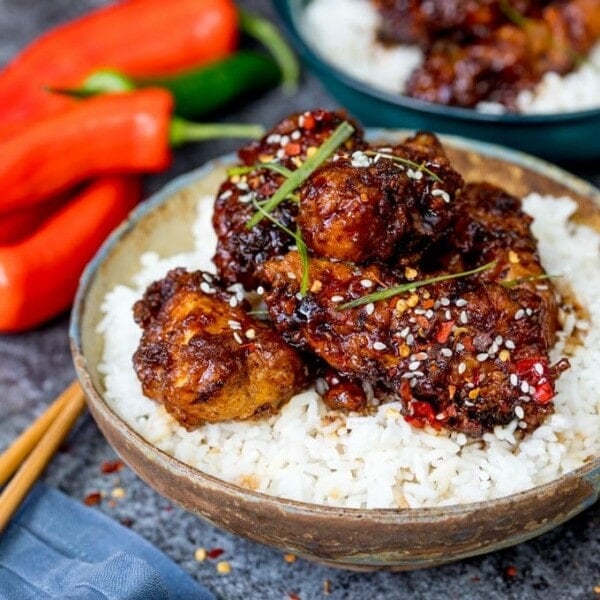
<box><xmin>273</xmin><ymin>0</ymin><xmax>600</xmax><ymax>162</ymax></box>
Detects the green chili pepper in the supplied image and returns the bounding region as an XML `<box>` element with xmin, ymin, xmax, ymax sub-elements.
<box><xmin>63</xmin><ymin>50</ymin><xmax>281</xmax><ymax>119</ymax></box>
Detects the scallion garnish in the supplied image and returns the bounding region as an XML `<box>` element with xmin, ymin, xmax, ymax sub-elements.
<box><xmin>251</xmin><ymin>199</ymin><xmax>311</xmax><ymax>295</ymax></box>
<box><xmin>338</xmin><ymin>261</ymin><xmax>497</xmax><ymax>310</ymax></box>
<box><xmin>501</xmin><ymin>273</ymin><xmax>558</xmax><ymax>288</ymax></box>
<box><xmin>227</xmin><ymin>162</ymin><xmax>294</xmax><ymax>179</ymax></box>
<box><xmin>246</xmin><ymin>121</ymin><xmax>355</xmax><ymax>229</ymax></box>
<box><xmin>364</xmin><ymin>150</ymin><xmax>442</xmax><ymax>183</ymax></box>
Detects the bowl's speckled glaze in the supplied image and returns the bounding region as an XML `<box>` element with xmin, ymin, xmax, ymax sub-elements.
<box><xmin>70</xmin><ymin>133</ymin><xmax>600</xmax><ymax>570</ymax></box>
<box><xmin>273</xmin><ymin>0</ymin><xmax>600</xmax><ymax>162</ymax></box>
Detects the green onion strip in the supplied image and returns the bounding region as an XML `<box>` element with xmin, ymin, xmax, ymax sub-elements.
<box><xmin>246</xmin><ymin>121</ymin><xmax>355</xmax><ymax>229</ymax></box>
<box><xmin>339</xmin><ymin>261</ymin><xmax>498</xmax><ymax>310</ymax></box>
<box><xmin>251</xmin><ymin>199</ymin><xmax>311</xmax><ymax>295</ymax></box>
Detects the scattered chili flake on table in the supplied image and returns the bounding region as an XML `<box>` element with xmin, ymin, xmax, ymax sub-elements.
<box><xmin>288</xmin><ymin>593</ymin><xmax>300</xmax><ymax>600</ymax></box>
<box><xmin>504</xmin><ymin>565</ymin><xmax>518</xmax><ymax>578</ymax></box>
<box><xmin>83</xmin><ymin>491</ymin><xmax>102</xmax><ymax>506</ymax></box>
<box><xmin>216</xmin><ymin>561</ymin><xmax>231</xmax><ymax>574</ymax></box>
<box><xmin>323</xmin><ymin>578</ymin><xmax>332</xmax><ymax>595</ymax></box>
<box><xmin>283</xmin><ymin>553</ymin><xmax>296</xmax><ymax>563</ymax></box>
<box><xmin>120</xmin><ymin>518</ymin><xmax>135</xmax><ymax>528</ymax></box>
<box><xmin>101</xmin><ymin>459</ymin><xmax>124</xmax><ymax>474</ymax></box>
<box><xmin>207</xmin><ymin>547</ymin><xmax>225</xmax><ymax>559</ymax></box>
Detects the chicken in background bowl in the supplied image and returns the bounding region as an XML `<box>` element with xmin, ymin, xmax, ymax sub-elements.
<box><xmin>273</xmin><ymin>0</ymin><xmax>600</xmax><ymax>160</ymax></box>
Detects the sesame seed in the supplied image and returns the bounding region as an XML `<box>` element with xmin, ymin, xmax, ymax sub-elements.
<box><xmin>291</xmin><ymin>130</ymin><xmax>301</xmax><ymax>140</ymax></box>
<box><xmin>518</xmin><ymin>420</ymin><xmax>528</xmax><ymax>429</ymax></box>
<box><xmin>520</xmin><ymin>381</ymin><xmax>530</xmax><ymax>393</ymax></box>
<box><xmin>216</xmin><ymin>561</ymin><xmax>231</xmax><ymax>574</ymax></box>
<box><xmin>409</xmin><ymin>361</ymin><xmax>421</xmax><ymax>370</ymax></box>
<box><xmin>373</xmin><ymin>341</ymin><xmax>387</xmax><ymax>351</ymax></box>
<box><xmin>460</xmin><ymin>311</ymin><xmax>469</xmax><ymax>324</ymax></box>
<box><xmin>256</xmin><ymin>286</ymin><xmax>265</xmax><ymax>295</ymax></box>
<box><xmin>280</xmin><ymin>135</ymin><xmax>290</xmax><ymax>146</ymax></box>
<box><xmin>219</xmin><ymin>189</ymin><xmax>233</xmax><ymax>200</ymax></box>
<box><xmin>441</xmin><ymin>348</ymin><xmax>453</xmax><ymax>358</ymax></box>
<box><xmin>287</xmin><ymin>271</ymin><xmax>297</xmax><ymax>280</ymax></box>
<box><xmin>441</xmin><ymin>298</ymin><xmax>450</xmax><ymax>306</ymax></box>
<box><xmin>414</xmin><ymin>352</ymin><xmax>428</xmax><ymax>360</ymax></box>
<box><xmin>238</xmin><ymin>193</ymin><xmax>253</xmax><ymax>203</ymax></box>
<box><xmin>445</xmin><ymin>310</ymin><xmax>452</xmax><ymax>321</ymax></box>
<box><xmin>228</xmin><ymin>296</ymin><xmax>238</xmax><ymax>308</ymax></box>
<box><xmin>360</xmin><ymin>279</ymin><xmax>374</xmax><ymax>288</ymax></box>
<box><xmin>200</xmin><ymin>282</ymin><xmax>215</xmax><ymax>294</ymax></box>
<box><xmin>526</xmin><ymin>308</ymin><xmax>533</xmax><ymax>316</ymax></box>
<box><xmin>456</xmin><ymin>298</ymin><xmax>468</xmax><ymax>307</ymax></box>
<box><xmin>399</xmin><ymin>327</ymin><xmax>410</xmax><ymax>338</ymax></box>
<box><xmin>458</xmin><ymin>362</ymin><xmax>466</xmax><ymax>374</ymax></box>
<box><xmin>476</xmin><ymin>353</ymin><xmax>489</xmax><ymax>362</ymax></box>
<box><xmin>432</xmin><ymin>189</ymin><xmax>451</xmax><ymax>203</ymax></box>
<box><xmin>456</xmin><ymin>343</ymin><xmax>465</xmax><ymax>352</ymax></box>
<box><xmin>406</xmin><ymin>333</ymin><xmax>415</xmax><ymax>345</ymax></box>
<box><xmin>456</xmin><ymin>433</ymin><xmax>467</xmax><ymax>445</ymax></box>
<box><xmin>267</xmin><ymin>133</ymin><xmax>281</xmax><ymax>143</ymax></box>
<box><xmin>407</xmin><ymin>168</ymin><xmax>423</xmax><ymax>180</ymax></box>
<box><xmin>412</xmin><ymin>370</ymin><xmax>424</xmax><ymax>377</ymax></box>
<box><xmin>401</xmin><ymin>372</ymin><xmax>415</xmax><ymax>379</ymax></box>
<box><xmin>510</xmin><ymin>374</ymin><xmax>519</xmax><ymax>386</ymax></box>
<box><xmin>435</xmin><ymin>412</ymin><xmax>445</xmax><ymax>421</ymax></box>
<box><xmin>534</xmin><ymin>363</ymin><xmax>544</xmax><ymax>375</ymax></box>
<box><xmin>500</xmin><ymin>349</ymin><xmax>511</xmax><ymax>362</ymax></box>
<box><xmin>245</xmin><ymin>328</ymin><xmax>256</xmax><ymax>340</ymax></box>
<box><xmin>515</xmin><ymin>406</ymin><xmax>525</xmax><ymax>419</ymax></box>
<box><xmin>495</xmin><ymin>335</ymin><xmax>503</xmax><ymax>345</ymax></box>
<box><xmin>425</xmin><ymin>309</ymin><xmax>434</xmax><ymax>319</ymax></box>
<box><xmin>514</xmin><ymin>309</ymin><xmax>525</xmax><ymax>320</ymax></box>
<box><xmin>351</xmin><ymin>151</ymin><xmax>370</xmax><ymax>168</ymax></box>
<box><xmin>228</xmin><ymin>319</ymin><xmax>242</xmax><ymax>330</ymax></box>
<box><xmin>505</xmin><ymin>339</ymin><xmax>516</xmax><ymax>350</ymax></box>
<box><xmin>331</xmin><ymin>295</ymin><xmax>344</xmax><ymax>303</ymax></box>
<box><xmin>365</xmin><ymin>302</ymin><xmax>375</xmax><ymax>315</ymax></box>
<box><xmin>194</xmin><ymin>548</ymin><xmax>207</xmax><ymax>562</ymax></box>
<box><xmin>310</xmin><ymin>280</ymin><xmax>323</xmax><ymax>293</ymax></box>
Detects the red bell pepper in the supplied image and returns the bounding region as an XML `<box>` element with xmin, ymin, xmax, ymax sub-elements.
<box><xmin>0</xmin><ymin>0</ymin><xmax>238</xmax><ymax>128</ymax></box>
<box><xmin>0</xmin><ymin>88</ymin><xmax>262</xmax><ymax>215</ymax></box>
<box><xmin>0</xmin><ymin>176</ymin><xmax>141</xmax><ymax>332</ymax></box>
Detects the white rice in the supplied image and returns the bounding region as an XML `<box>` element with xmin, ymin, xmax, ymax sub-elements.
<box><xmin>302</xmin><ymin>0</ymin><xmax>600</xmax><ymax>114</ymax></box>
<box><xmin>97</xmin><ymin>192</ymin><xmax>600</xmax><ymax>509</ymax></box>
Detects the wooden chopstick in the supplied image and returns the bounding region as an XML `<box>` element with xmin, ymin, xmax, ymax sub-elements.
<box><xmin>0</xmin><ymin>381</ymin><xmax>86</xmax><ymax>533</ymax></box>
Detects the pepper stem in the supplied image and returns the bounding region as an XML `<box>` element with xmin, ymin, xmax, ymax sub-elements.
<box><xmin>238</xmin><ymin>8</ymin><xmax>300</xmax><ymax>94</ymax></box>
<box><xmin>169</xmin><ymin>117</ymin><xmax>264</xmax><ymax>147</ymax></box>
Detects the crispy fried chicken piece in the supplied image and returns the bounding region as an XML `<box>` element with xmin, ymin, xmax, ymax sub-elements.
<box><xmin>260</xmin><ymin>252</ymin><xmax>568</xmax><ymax>435</ymax></box>
<box><xmin>212</xmin><ymin>109</ymin><xmax>365</xmax><ymax>289</ymax></box>
<box><xmin>297</xmin><ymin>132</ymin><xmax>463</xmax><ymax>264</ymax></box>
<box><xmin>405</xmin><ymin>0</ymin><xmax>600</xmax><ymax>108</ymax></box>
<box><xmin>372</xmin><ymin>0</ymin><xmax>546</xmax><ymax>46</ymax></box>
<box><xmin>132</xmin><ymin>268</ymin><xmax>309</xmax><ymax>429</ymax></box>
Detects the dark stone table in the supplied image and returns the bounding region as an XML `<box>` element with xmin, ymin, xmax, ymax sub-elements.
<box><xmin>1</xmin><ymin>1</ymin><xmax>598</xmax><ymax>598</ymax></box>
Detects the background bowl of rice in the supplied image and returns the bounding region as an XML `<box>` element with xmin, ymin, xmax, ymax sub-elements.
<box><xmin>70</xmin><ymin>132</ymin><xmax>600</xmax><ymax>570</ymax></box>
<box><xmin>273</xmin><ymin>0</ymin><xmax>600</xmax><ymax>162</ymax></box>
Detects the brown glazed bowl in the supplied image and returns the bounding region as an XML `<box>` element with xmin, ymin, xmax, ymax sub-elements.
<box><xmin>70</xmin><ymin>132</ymin><xmax>600</xmax><ymax>571</ymax></box>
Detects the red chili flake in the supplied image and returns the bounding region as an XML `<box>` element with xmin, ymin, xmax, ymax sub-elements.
<box><xmin>207</xmin><ymin>548</ymin><xmax>225</xmax><ymax>559</ymax></box>
<box><xmin>120</xmin><ymin>518</ymin><xmax>135</xmax><ymax>528</ymax></box>
<box><xmin>288</xmin><ymin>594</ymin><xmax>301</xmax><ymax>600</ymax></box>
<box><xmin>504</xmin><ymin>565</ymin><xmax>518</xmax><ymax>578</ymax></box>
<box><xmin>302</xmin><ymin>114</ymin><xmax>315</xmax><ymax>130</ymax></box>
<box><xmin>534</xmin><ymin>382</ymin><xmax>554</xmax><ymax>404</ymax></box>
<box><xmin>284</xmin><ymin>142</ymin><xmax>301</xmax><ymax>156</ymax></box>
<box><xmin>435</xmin><ymin>320</ymin><xmax>455</xmax><ymax>344</ymax></box>
<box><xmin>404</xmin><ymin>401</ymin><xmax>442</xmax><ymax>430</ymax></box>
<box><xmin>514</xmin><ymin>357</ymin><xmax>546</xmax><ymax>377</ymax></box>
<box><xmin>83</xmin><ymin>492</ymin><xmax>102</xmax><ymax>506</ymax></box>
<box><xmin>101</xmin><ymin>459</ymin><xmax>124</xmax><ymax>474</ymax></box>
<box><xmin>471</xmin><ymin>575</ymin><xmax>481</xmax><ymax>583</ymax></box>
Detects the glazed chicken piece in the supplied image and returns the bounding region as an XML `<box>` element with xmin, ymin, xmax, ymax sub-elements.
<box><xmin>427</xmin><ymin>181</ymin><xmax>560</xmax><ymax>344</ymax></box>
<box><xmin>212</xmin><ymin>109</ymin><xmax>364</xmax><ymax>289</ymax></box>
<box><xmin>132</xmin><ymin>268</ymin><xmax>309</xmax><ymax>429</ymax></box>
<box><xmin>297</xmin><ymin>132</ymin><xmax>464</xmax><ymax>264</ymax></box>
<box><xmin>260</xmin><ymin>253</ymin><xmax>568</xmax><ymax>435</ymax></box>
<box><xmin>373</xmin><ymin>0</ymin><xmax>546</xmax><ymax>46</ymax></box>
<box><xmin>405</xmin><ymin>0</ymin><xmax>600</xmax><ymax>108</ymax></box>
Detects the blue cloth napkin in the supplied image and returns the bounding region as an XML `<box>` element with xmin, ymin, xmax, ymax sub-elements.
<box><xmin>0</xmin><ymin>483</ymin><xmax>214</xmax><ymax>600</ymax></box>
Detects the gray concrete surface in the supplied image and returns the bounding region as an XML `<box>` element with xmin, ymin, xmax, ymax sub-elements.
<box><xmin>1</xmin><ymin>1</ymin><xmax>599</xmax><ymax>598</ymax></box>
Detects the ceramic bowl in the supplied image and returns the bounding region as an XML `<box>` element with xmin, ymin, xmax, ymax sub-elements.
<box><xmin>272</xmin><ymin>0</ymin><xmax>600</xmax><ymax>162</ymax></box>
<box><xmin>70</xmin><ymin>133</ymin><xmax>600</xmax><ymax>571</ymax></box>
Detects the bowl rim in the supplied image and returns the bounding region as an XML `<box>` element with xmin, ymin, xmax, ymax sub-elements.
<box><xmin>70</xmin><ymin>130</ymin><xmax>600</xmax><ymax>522</ymax></box>
<box><xmin>273</xmin><ymin>0</ymin><xmax>600</xmax><ymax>123</ymax></box>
